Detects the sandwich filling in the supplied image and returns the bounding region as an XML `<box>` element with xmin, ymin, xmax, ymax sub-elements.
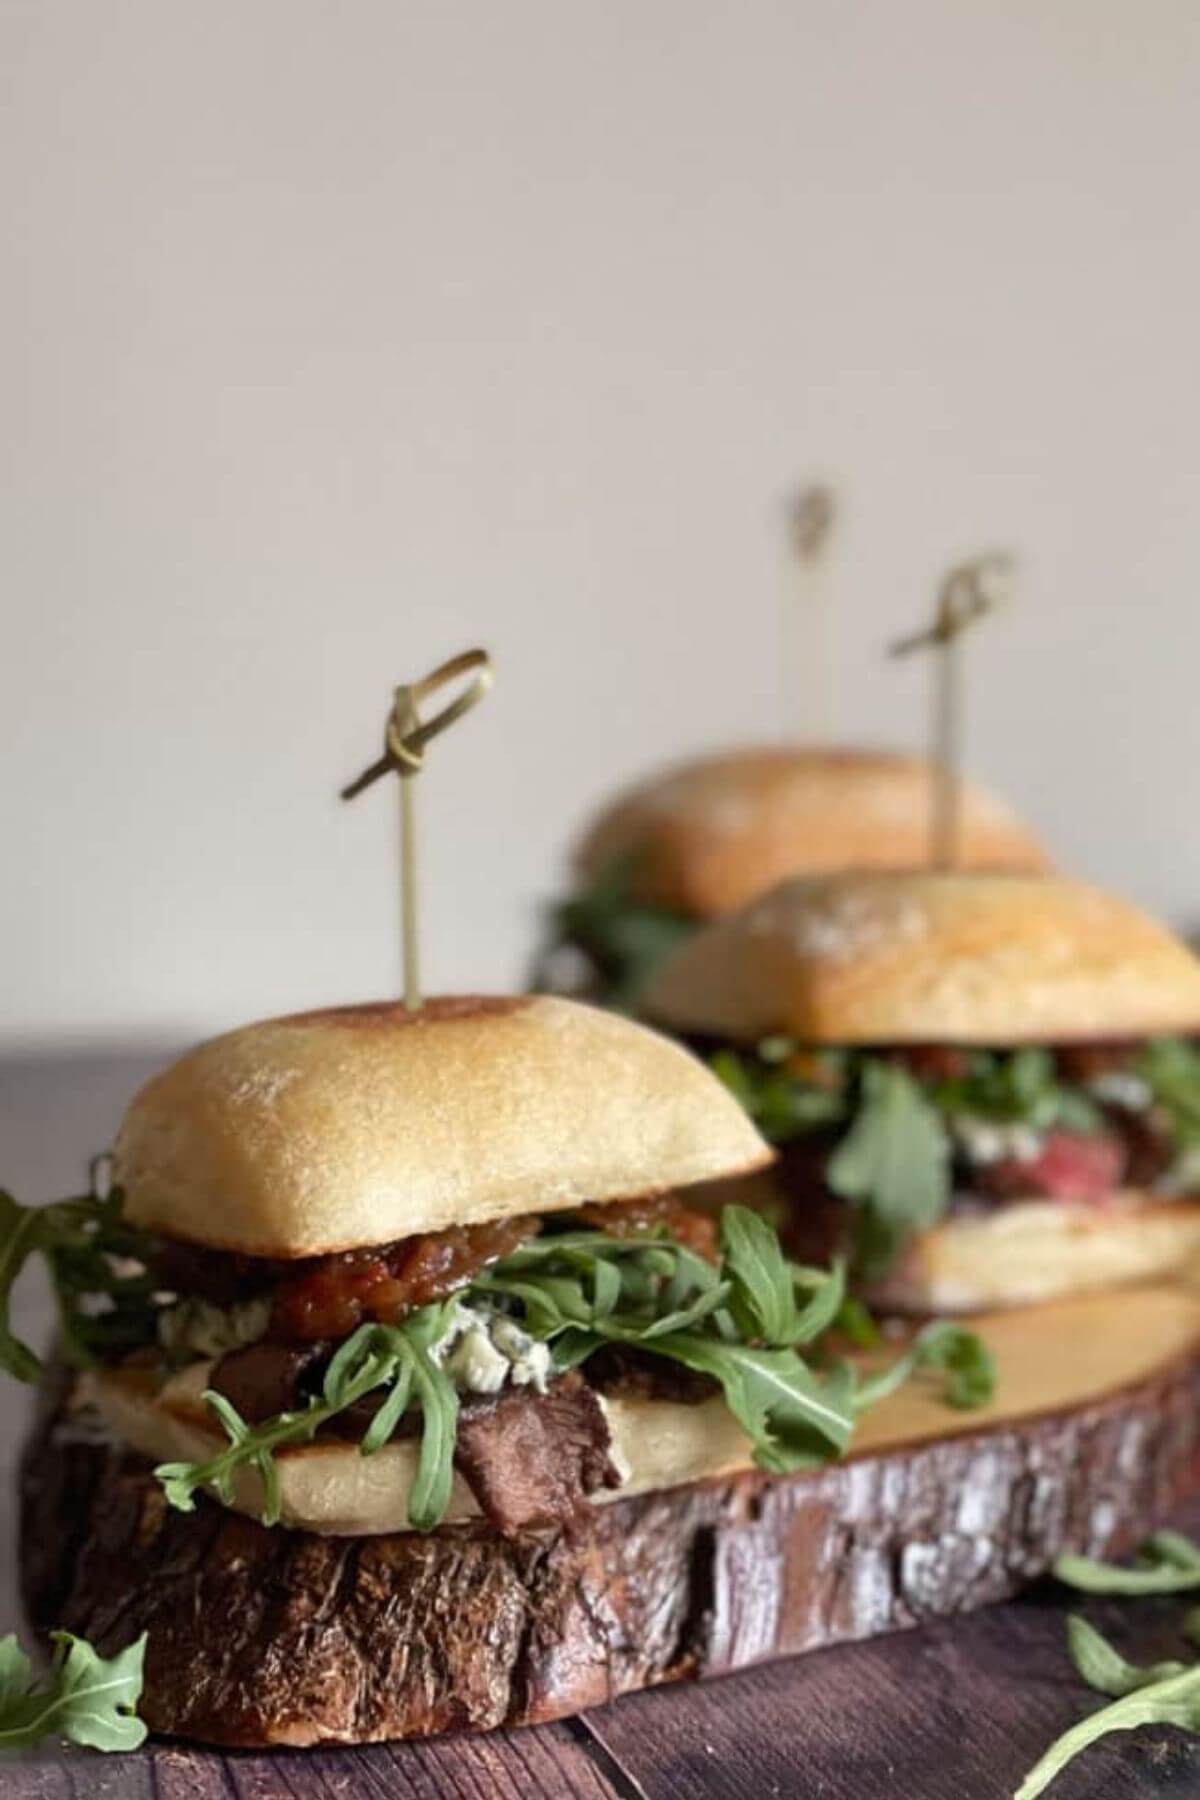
<box><xmin>0</xmin><ymin>1182</ymin><xmax>991</xmax><ymax>1536</ymax></box>
<box><xmin>707</xmin><ymin>1035</ymin><xmax>1200</xmax><ymax>1281</ymax></box>
<box><xmin>533</xmin><ymin>852</ymin><xmax>695</xmax><ymax>1010</ymax></box>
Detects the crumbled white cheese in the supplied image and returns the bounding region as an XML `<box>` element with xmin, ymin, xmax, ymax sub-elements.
<box><xmin>443</xmin><ymin>1319</ymin><xmax>511</xmax><ymax>1394</ymax></box>
<box><xmin>1087</xmin><ymin>1072</ymin><xmax>1152</xmax><ymax>1112</ymax></box>
<box><xmin>952</xmin><ymin>1117</ymin><xmax>1043</xmax><ymax>1166</ymax></box>
<box><xmin>157</xmin><ymin>1295</ymin><xmax>271</xmax><ymax>1362</ymax></box>
<box><xmin>490</xmin><ymin>1315</ymin><xmax>553</xmax><ymax>1391</ymax></box>
<box><xmin>435</xmin><ymin>1303</ymin><xmax>552</xmax><ymax>1396</ymax></box>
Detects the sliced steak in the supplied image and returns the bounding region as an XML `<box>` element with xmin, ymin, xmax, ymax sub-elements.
<box><xmin>209</xmin><ymin>1341</ymin><xmax>328</xmax><ymax>1423</ymax></box>
<box><xmin>454</xmin><ymin>1371</ymin><xmax>619</xmax><ymax>1534</ymax></box>
<box><xmin>585</xmin><ymin>1344</ymin><xmax>717</xmax><ymax>1407</ymax></box>
<box><xmin>970</xmin><ymin>1130</ymin><xmax>1127</xmax><ymax>1204</ymax></box>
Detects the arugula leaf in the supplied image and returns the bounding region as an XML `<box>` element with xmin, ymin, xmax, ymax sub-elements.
<box><xmin>1054</xmin><ymin>1531</ymin><xmax>1200</xmax><ymax>1596</ymax></box>
<box><xmin>1017</xmin><ymin>1537</ymin><xmax>1200</xmax><ymax>1795</ymax></box>
<box><xmin>720</xmin><ymin>1204</ymin><xmax>802</xmax><ymax>1344</ymax></box>
<box><xmin>832</xmin><ymin>1294</ymin><xmax>882</xmax><ymax>1349</ymax></box>
<box><xmin>826</xmin><ymin>1063</ymin><xmax>950</xmax><ymax>1277</ymax></box>
<box><xmin>0</xmin><ymin>1187</ymin><xmax>157</xmax><ymax>1383</ymax></box>
<box><xmin>1014</xmin><ymin>1661</ymin><xmax>1200</xmax><ymax>1799</ymax></box>
<box><xmin>0</xmin><ymin>1631</ymin><xmax>147</xmax><ymax>1753</ymax></box>
<box><xmin>1065</xmin><ymin>1615</ymin><xmax>1187</xmax><ymax>1697</ymax></box>
<box><xmin>932</xmin><ymin>1047</ymin><xmax>1102</xmax><ymax>1136</ymax></box>
<box><xmin>539</xmin><ymin>852</ymin><xmax>695</xmax><ymax>1009</ymax></box>
<box><xmin>642</xmin><ymin>1336</ymin><xmax>856</xmax><ymax>1469</ymax></box>
<box><xmin>851</xmin><ymin>1321</ymin><xmax>996</xmax><ymax>1413</ymax></box>
<box><xmin>788</xmin><ymin>1259</ymin><xmax>849</xmax><ymax>1349</ymax></box>
<box><xmin>0</xmin><ymin>1192</ymin><xmax>51</xmax><ymax>1382</ymax></box>
<box><xmin>710</xmin><ymin>1047</ymin><xmax>849</xmax><ymax>1141</ymax></box>
<box><xmin>1137</xmin><ymin>1039</ymin><xmax>1200</xmax><ymax>1147</ymax></box>
<box><xmin>394</xmin><ymin>1304</ymin><xmax>459</xmax><ymax>1530</ymax></box>
<box><xmin>0</xmin><ymin>1638</ymin><xmax>31</xmax><ymax>1711</ymax></box>
<box><xmin>156</xmin><ymin>1301</ymin><xmax>460</xmax><ymax>1528</ymax></box>
<box><xmin>153</xmin><ymin>1208</ymin><xmax>989</xmax><ymax>1531</ymax></box>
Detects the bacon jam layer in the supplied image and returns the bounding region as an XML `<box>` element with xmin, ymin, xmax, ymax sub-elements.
<box><xmin>149</xmin><ymin>1191</ymin><xmax>718</xmax><ymax>1346</ymax></box>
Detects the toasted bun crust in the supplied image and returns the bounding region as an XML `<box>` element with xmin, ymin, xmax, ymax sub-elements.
<box><xmin>113</xmin><ymin>996</ymin><xmax>771</xmax><ymax>1257</ymax></box>
<box><xmin>575</xmin><ymin>747</ymin><xmax>1049</xmax><ymax>919</ymax></box>
<box><xmin>643</xmin><ymin>871</ymin><xmax>1200</xmax><ymax>1045</ymax></box>
<box><xmin>870</xmin><ymin>1197</ymin><xmax>1200</xmax><ymax>1314</ymax></box>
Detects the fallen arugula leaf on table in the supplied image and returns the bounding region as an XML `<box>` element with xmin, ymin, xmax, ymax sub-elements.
<box><xmin>1063</xmin><ymin>1614</ymin><xmax>1188</xmax><ymax>1697</ymax></box>
<box><xmin>1014</xmin><ymin>1530</ymin><xmax>1200</xmax><ymax>1796</ymax></box>
<box><xmin>1054</xmin><ymin>1529</ymin><xmax>1200</xmax><ymax>1596</ymax></box>
<box><xmin>1015</xmin><ymin>1657</ymin><xmax>1200</xmax><ymax>1799</ymax></box>
<box><xmin>0</xmin><ymin>1631</ymin><xmax>147</xmax><ymax>1753</ymax></box>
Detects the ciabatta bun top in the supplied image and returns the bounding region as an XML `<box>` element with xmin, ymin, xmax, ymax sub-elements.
<box><xmin>114</xmin><ymin>996</ymin><xmax>771</xmax><ymax>1257</ymax></box>
<box><xmin>643</xmin><ymin>871</ymin><xmax>1200</xmax><ymax>1046</ymax></box>
<box><xmin>575</xmin><ymin>747</ymin><xmax>1049</xmax><ymax>919</ymax></box>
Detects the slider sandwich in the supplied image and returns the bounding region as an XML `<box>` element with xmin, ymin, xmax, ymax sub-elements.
<box><xmin>536</xmin><ymin>747</ymin><xmax>1048</xmax><ymax>1007</ymax></box>
<box><xmin>643</xmin><ymin>872</ymin><xmax>1200</xmax><ymax>1314</ymax></box>
<box><xmin>10</xmin><ymin>994</ymin><xmax>987</xmax><ymax>1746</ymax></box>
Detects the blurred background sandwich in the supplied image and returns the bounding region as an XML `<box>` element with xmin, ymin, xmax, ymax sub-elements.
<box><xmin>534</xmin><ymin>747</ymin><xmax>1049</xmax><ymax>1008</ymax></box>
<box><xmin>642</xmin><ymin>870</ymin><xmax>1200</xmax><ymax>1314</ymax></box>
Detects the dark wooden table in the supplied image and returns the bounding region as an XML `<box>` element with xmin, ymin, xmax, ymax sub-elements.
<box><xmin>4</xmin><ymin>1047</ymin><xmax>1200</xmax><ymax>1797</ymax></box>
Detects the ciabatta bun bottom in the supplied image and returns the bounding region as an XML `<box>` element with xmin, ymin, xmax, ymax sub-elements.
<box><xmin>86</xmin><ymin>1364</ymin><xmax>754</xmax><ymax>1536</ymax></box>
<box><xmin>871</xmin><ymin>1196</ymin><xmax>1200</xmax><ymax>1315</ymax></box>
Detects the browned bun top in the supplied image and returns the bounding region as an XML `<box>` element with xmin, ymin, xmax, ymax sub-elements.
<box><xmin>574</xmin><ymin>746</ymin><xmax>1050</xmax><ymax>919</ymax></box>
<box><xmin>642</xmin><ymin>871</ymin><xmax>1200</xmax><ymax>1046</ymax></box>
<box><xmin>113</xmin><ymin>995</ymin><xmax>771</xmax><ymax>1257</ymax></box>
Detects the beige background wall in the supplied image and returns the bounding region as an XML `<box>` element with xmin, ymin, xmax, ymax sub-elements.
<box><xmin>5</xmin><ymin>0</ymin><xmax>1200</xmax><ymax>1048</ymax></box>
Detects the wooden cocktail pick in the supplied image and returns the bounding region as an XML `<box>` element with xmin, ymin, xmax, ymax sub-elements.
<box><xmin>341</xmin><ymin>648</ymin><xmax>494</xmax><ymax>1010</ymax></box>
<box><xmin>889</xmin><ymin>554</ymin><xmax>1013</xmax><ymax>870</ymax></box>
<box><xmin>788</xmin><ymin>484</ymin><xmax>838</xmax><ymax>739</ymax></box>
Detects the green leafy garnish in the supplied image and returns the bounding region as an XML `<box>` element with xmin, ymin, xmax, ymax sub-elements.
<box><xmin>0</xmin><ymin>1631</ymin><xmax>146</xmax><ymax>1753</ymax></box>
<box><xmin>1015</xmin><ymin>1661</ymin><xmax>1200</xmax><ymax>1799</ymax></box>
<box><xmin>1053</xmin><ymin>1530</ymin><xmax>1200</xmax><ymax>1596</ymax></box>
<box><xmin>1063</xmin><ymin>1614</ymin><xmax>1188</xmax><ymax>1697</ymax></box>
<box><xmin>707</xmin><ymin>1036</ymin><xmax>1194</xmax><ymax>1275</ymax></box>
<box><xmin>852</xmin><ymin>1321</ymin><xmax>996</xmax><ymax>1413</ymax></box>
<box><xmin>1137</xmin><ymin>1038</ymin><xmax>1200</xmax><ymax>1148</ymax></box>
<box><xmin>831</xmin><ymin>1293</ymin><xmax>883</xmax><ymax>1349</ymax></box>
<box><xmin>472</xmin><ymin>1210</ymin><xmax>858</xmax><ymax>1470</ymax></box>
<box><xmin>931</xmin><ymin>1047</ymin><xmax>1103</xmax><ymax>1137</ymax></box>
<box><xmin>155</xmin><ymin>1300</ymin><xmax>459</xmax><ymax>1531</ymax></box>
<box><xmin>827</xmin><ymin>1063</ymin><xmax>950</xmax><ymax>1278</ymax></box>
<box><xmin>535</xmin><ymin>852</ymin><xmax>695</xmax><ymax>1009</ymax></box>
<box><xmin>711</xmin><ymin>1045</ymin><xmax>849</xmax><ymax>1139</ymax></box>
<box><xmin>156</xmin><ymin>1206</ymin><xmax>992</xmax><ymax>1528</ymax></box>
<box><xmin>0</xmin><ymin>1186</ymin><xmax>157</xmax><ymax>1383</ymax></box>
<box><xmin>1015</xmin><ymin>1530</ymin><xmax>1200</xmax><ymax>1795</ymax></box>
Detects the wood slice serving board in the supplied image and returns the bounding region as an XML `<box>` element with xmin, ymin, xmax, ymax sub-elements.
<box><xmin>18</xmin><ymin>1284</ymin><xmax>1200</xmax><ymax>1751</ymax></box>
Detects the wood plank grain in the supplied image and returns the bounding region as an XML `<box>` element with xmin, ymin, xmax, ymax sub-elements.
<box><xmin>3</xmin><ymin>1724</ymin><xmax>621</xmax><ymax>1800</ymax></box>
<box><xmin>577</xmin><ymin>1508</ymin><xmax>1200</xmax><ymax>1800</ymax></box>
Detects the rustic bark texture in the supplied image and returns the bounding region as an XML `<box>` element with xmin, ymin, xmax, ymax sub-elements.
<box><xmin>20</xmin><ymin>1354</ymin><xmax>1200</xmax><ymax>1748</ymax></box>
